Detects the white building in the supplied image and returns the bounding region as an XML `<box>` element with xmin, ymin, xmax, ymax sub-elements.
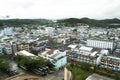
<box><xmin>44</xmin><ymin>27</ymin><xmax>55</xmax><ymax>35</ymax></box>
<box><xmin>87</xmin><ymin>39</ymin><xmax>114</xmax><ymax>50</ymax></box>
<box><xmin>15</xmin><ymin>50</ymin><xmax>36</xmax><ymax>56</ymax></box>
<box><xmin>100</xmin><ymin>56</ymin><xmax>120</xmax><ymax>71</ymax></box>
<box><xmin>38</xmin><ymin>49</ymin><xmax>67</xmax><ymax>69</ymax></box>
<box><xmin>1</xmin><ymin>27</ymin><xmax>13</xmax><ymax>36</ymax></box>
<box><xmin>79</xmin><ymin>46</ymin><xmax>93</xmax><ymax>56</ymax></box>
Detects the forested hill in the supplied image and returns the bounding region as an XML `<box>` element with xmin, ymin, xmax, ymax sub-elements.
<box><xmin>0</xmin><ymin>19</ymin><xmax>53</xmax><ymax>27</ymax></box>
<box><xmin>57</xmin><ymin>18</ymin><xmax>120</xmax><ymax>28</ymax></box>
<box><xmin>0</xmin><ymin>18</ymin><xmax>120</xmax><ymax>28</ymax></box>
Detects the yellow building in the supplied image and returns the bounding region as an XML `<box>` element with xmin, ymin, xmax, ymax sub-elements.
<box><xmin>19</xmin><ymin>44</ymin><xmax>30</xmax><ymax>51</ymax></box>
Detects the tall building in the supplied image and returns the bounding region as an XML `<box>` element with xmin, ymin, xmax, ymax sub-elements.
<box><xmin>87</xmin><ymin>39</ymin><xmax>114</xmax><ymax>50</ymax></box>
<box><xmin>11</xmin><ymin>43</ymin><xmax>19</xmax><ymax>55</ymax></box>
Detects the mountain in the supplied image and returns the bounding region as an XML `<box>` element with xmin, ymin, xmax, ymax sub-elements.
<box><xmin>57</xmin><ymin>18</ymin><xmax>120</xmax><ymax>28</ymax></box>
<box><xmin>0</xmin><ymin>19</ymin><xmax>53</xmax><ymax>27</ymax></box>
<box><xmin>0</xmin><ymin>18</ymin><xmax>120</xmax><ymax>28</ymax></box>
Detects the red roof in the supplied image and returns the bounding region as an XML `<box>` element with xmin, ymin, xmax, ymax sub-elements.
<box><xmin>38</xmin><ymin>50</ymin><xmax>46</xmax><ymax>55</ymax></box>
<box><xmin>47</xmin><ymin>49</ymin><xmax>55</xmax><ymax>55</ymax></box>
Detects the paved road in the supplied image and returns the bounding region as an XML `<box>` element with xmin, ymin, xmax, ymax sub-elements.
<box><xmin>4</xmin><ymin>69</ymin><xmax>64</xmax><ymax>80</ymax></box>
<box><xmin>45</xmin><ymin>70</ymin><xmax>64</xmax><ymax>80</ymax></box>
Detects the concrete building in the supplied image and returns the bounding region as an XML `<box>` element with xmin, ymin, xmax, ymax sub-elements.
<box><xmin>38</xmin><ymin>49</ymin><xmax>67</xmax><ymax>69</ymax></box>
<box><xmin>19</xmin><ymin>44</ymin><xmax>30</xmax><ymax>51</ymax></box>
<box><xmin>100</xmin><ymin>56</ymin><xmax>120</xmax><ymax>71</ymax></box>
<box><xmin>67</xmin><ymin>46</ymin><xmax>99</xmax><ymax>65</ymax></box>
<box><xmin>4</xmin><ymin>46</ymin><xmax>12</xmax><ymax>54</ymax></box>
<box><xmin>11</xmin><ymin>43</ymin><xmax>19</xmax><ymax>55</ymax></box>
<box><xmin>87</xmin><ymin>39</ymin><xmax>114</xmax><ymax>50</ymax></box>
<box><xmin>67</xmin><ymin>46</ymin><xmax>120</xmax><ymax>72</ymax></box>
<box><xmin>0</xmin><ymin>46</ymin><xmax>3</xmax><ymax>55</ymax></box>
<box><xmin>15</xmin><ymin>50</ymin><xmax>36</xmax><ymax>56</ymax></box>
<box><xmin>79</xmin><ymin>46</ymin><xmax>93</xmax><ymax>56</ymax></box>
<box><xmin>1</xmin><ymin>27</ymin><xmax>13</xmax><ymax>36</ymax></box>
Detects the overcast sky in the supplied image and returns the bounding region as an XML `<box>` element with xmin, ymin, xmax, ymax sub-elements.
<box><xmin>0</xmin><ymin>0</ymin><xmax>120</xmax><ymax>19</ymax></box>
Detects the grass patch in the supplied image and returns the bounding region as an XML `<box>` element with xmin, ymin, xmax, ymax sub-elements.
<box><xmin>67</xmin><ymin>62</ymin><xmax>93</xmax><ymax>80</ymax></box>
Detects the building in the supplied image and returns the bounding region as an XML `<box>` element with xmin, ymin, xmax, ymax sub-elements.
<box><xmin>1</xmin><ymin>27</ymin><xmax>13</xmax><ymax>36</ymax></box>
<box><xmin>0</xmin><ymin>46</ymin><xmax>3</xmax><ymax>55</ymax></box>
<box><xmin>19</xmin><ymin>44</ymin><xmax>30</xmax><ymax>51</ymax></box>
<box><xmin>4</xmin><ymin>46</ymin><xmax>12</xmax><ymax>54</ymax></box>
<box><xmin>38</xmin><ymin>49</ymin><xmax>67</xmax><ymax>69</ymax></box>
<box><xmin>64</xmin><ymin>67</ymin><xmax>72</xmax><ymax>80</ymax></box>
<box><xmin>0</xmin><ymin>43</ymin><xmax>12</xmax><ymax>55</ymax></box>
<box><xmin>11</xmin><ymin>43</ymin><xmax>19</xmax><ymax>55</ymax></box>
<box><xmin>67</xmin><ymin>46</ymin><xmax>120</xmax><ymax>72</ymax></box>
<box><xmin>67</xmin><ymin>46</ymin><xmax>99</xmax><ymax>65</ymax></box>
<box><xmin>86</xmin><ymin>73</ymin><xmax>114</xmax><ymax>80</ymax></box>
<box><xmin>100</xmin><ymin>56</ymin><xmax>120</xmax><ymax>71</ymax></box>
<box><xmin>87</xmin><ymin>39</ymin><xmax>114</xmax><ymax>50</ymax></box>
<box><xmin>44</xmin><ymin>27</ymin><xmax>55</xmax><ymax>35</ymax></box>
<box><xmin>15</xmin><ymin>50</ymin><xmax>36</xmax><ymax>56</ymax></box>
<box><xmin>79</xmin><ymin>46</ymin><xmax>93</xmax><ymax>56</ymax></box>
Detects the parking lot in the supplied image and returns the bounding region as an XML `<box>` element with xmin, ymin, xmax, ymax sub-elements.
<box><xmin>4</xmin><ymin>69</ymin><xmax>64</xmax><ymax>80</ymax></box>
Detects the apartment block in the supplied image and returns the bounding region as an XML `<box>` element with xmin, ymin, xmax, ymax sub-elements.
<box><xmin>87</xmin><ymin>39</ymin><xmax>114</xmax><ymax>50</ymax></box>
<box><xmin>100</xmin><ymin>56</ymin><xmax>120</xmax><ymax>71</ymax></box>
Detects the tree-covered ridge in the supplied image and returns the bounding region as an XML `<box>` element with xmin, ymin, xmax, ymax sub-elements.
<box><xmin>0</xmin><ymin>18</ymin><xmax>120</xmax><ymax>28</ymax></box>
<box><xmin>57</xmin><ymin>18</ymin><xmax>120</xmax><ymax>28</ymax></box>
<box><xmin>0</xmin><ymin>19</ymin><xmax>53</xmax><ymax>27</ymax></box>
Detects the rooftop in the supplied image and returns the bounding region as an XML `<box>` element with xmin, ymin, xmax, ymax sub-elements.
<box><xmin>16</xmin><ymin>50</ymin><xmax>36</xmax><ymax>56</ymax></box>
<box><xmin>86</xmin><ymin>73</ymin><xmax>114</xmax><ymax>80</ymax></box>
<box><xmin>47</xmin><ymin>49</ymin><xmax>55</xmax><ymax>55</ymax></box>
<box><xmin>80</xmin><ymin>46</ymin><xmax>93</xmax><ymax>52</ymax></box>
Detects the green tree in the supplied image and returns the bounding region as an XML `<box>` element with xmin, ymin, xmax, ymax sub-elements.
<box><xmin>0</xmin><ymin>59</ymin><xmax>10</xmax><ymax>72</ymax></box>
<box><xmin>16</xmin><ymin>55</ymin><xmax>54</xmax><ymax>70</ymax></box>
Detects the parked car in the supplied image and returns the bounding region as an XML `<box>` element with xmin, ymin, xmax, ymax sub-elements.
<box><xmin>38</xmin><ymin>67</ymin><xmax>47</xmax><ymax>73</ymax></box>
<box><xmin>32</xmin><ymin>68</ymin><xmax>47</xmax><ymax>76</ymax></box>
<box><xmin>7</xmin><ymin>70</ymin><xmax>19</xmax><ymax>76</ymax></box>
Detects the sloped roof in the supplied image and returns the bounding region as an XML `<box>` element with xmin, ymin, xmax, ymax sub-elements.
<box><xmin>47</xmin><ymin>49</ymin><xmax>55</xmax><ymax>55</ymax></box>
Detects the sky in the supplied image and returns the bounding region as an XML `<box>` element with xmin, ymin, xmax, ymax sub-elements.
<box><xmin>0</xmin><ymin>0</ymin><xmax>120</xmax><ymax>19</ymax></box>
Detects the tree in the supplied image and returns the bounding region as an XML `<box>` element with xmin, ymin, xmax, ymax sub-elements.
<box><xmin>45</xmin><ymin>60</ymin><xmax>55</xmax><ymax>69</ymax></box>
<box><xmin>0</xmin><ymin>59</ymin><xmax>10</xmax><ymax>72</ymax></box>
<box><xmin>16</xmin><ymin>55</ymin><xmax>54</xmax><ymax>70</ymax></box>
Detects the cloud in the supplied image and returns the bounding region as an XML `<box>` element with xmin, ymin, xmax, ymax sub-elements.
<box><xmin>0</xmin><ymin>0</ymin><xmax>120</xmax><ymax>19</ymax></box>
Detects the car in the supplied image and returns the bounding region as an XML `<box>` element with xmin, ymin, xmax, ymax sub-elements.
<box><xmin>32</xmin><ymin>68</ymin><xmax>47</xmax><ymax>76</ymax></box>
<box><xmin>38</xmin><ymin>67</ymin><xmax>47</xmax><ymax>73</ymax></box>
<box><xmin>7</xmin><ymin>70</ymin><xmax>19</xmax><ymax>77</ymax></box>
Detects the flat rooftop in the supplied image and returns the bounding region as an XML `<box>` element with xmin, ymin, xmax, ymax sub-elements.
<box><xmin>86</xmin><ymin>73</ymin><xmax>114</xmax><ymax>80</ymax></box>
<box><xmin>80</xmin><ymin>46</ymin><xmax>93</xmax><ymax>52</ymax></box>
